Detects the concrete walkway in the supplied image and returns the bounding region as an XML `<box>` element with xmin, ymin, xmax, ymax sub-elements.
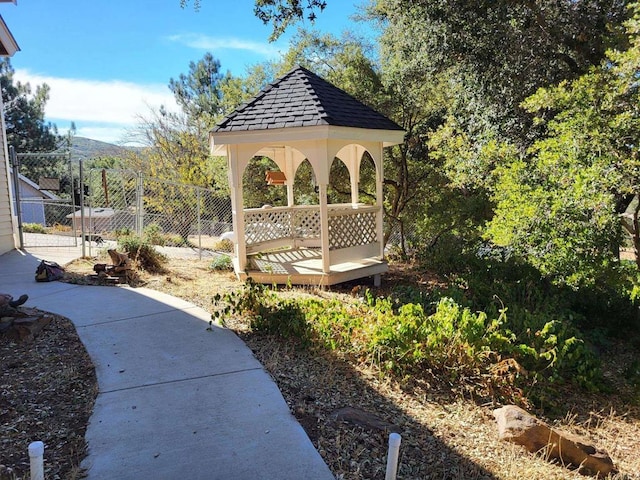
<box><xmin>0</xmin><ymin>248</ymin><xmax>334</xmax><ymax>480</ymax></box>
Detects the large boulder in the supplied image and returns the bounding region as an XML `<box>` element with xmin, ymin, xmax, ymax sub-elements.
<box><xmin>493</xmin><ymin>405</ymin><xmax>616</xmax><ymax>476</ymax></box>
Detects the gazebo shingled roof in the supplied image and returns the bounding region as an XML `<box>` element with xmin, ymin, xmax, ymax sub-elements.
<box><xmin>214</xmin><ymin>66</ymin><xmax>404</xmax><ymax>133</ymax></box>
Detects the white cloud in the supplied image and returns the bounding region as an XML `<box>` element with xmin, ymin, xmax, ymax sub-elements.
<box><xmin>168</xmin><ymin>33</ymin><xmax>284</xmax><ymax>58</ymax></box>
<box><xmin>12</xmin><ymin>69</ymin><xmax>180</xmax><ymax>143</ymax></box>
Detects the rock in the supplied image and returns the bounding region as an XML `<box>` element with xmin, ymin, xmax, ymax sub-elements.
<box><xmin>331</xmin><ymin>406</ymin><xmax>401</xmax><ymax>433</ymax></box>
<box><xmin>493</xmin><ymin>405</ymin><xmax>616</xmax><ymax>476</ymax></box>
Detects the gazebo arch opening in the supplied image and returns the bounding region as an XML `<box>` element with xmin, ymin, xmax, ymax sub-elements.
<box><xmin>358</xmin><ymin>152</ymin><xmax>378</xmax><ymax>205</ymax></box>
<box><xmin>327</xmin><ymin>157</ymin><xmax>351</xmax><ymax>205</ymax></box>
<box><xmin>243</xmin><ymin>156</ymin><xmax>287</xmax><ymax>208</ymax></box>
<box><xmin>293</xmin><ymin>159</ymin><xmax>319</xmax><ymax>206</ymax></box>
<box><xmin>211</xmin><ymin>66</ymin><xmax>405</xmax><ymax>286</ymax></box>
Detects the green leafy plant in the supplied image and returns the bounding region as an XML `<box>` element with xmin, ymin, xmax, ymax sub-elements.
<box><xmin>22</xmin><ymin>223</ymin><xmax>47</xmax><ymax>234</ymax></box>
<box><xmin>143</xmin><ymin>223</ymin><xmax>166</xmax><ymax>246</ymax></box>
<box><xmin>114</xmin><ymin>226</ymin><xmax>132</xmax><ymax>238</ymax></box>
<box><xmin>213</xmin><ymin>278</ymin><xmax>310</xmax><ymax>343</ymax></box>
<box><xmin>213</xmin><ymin>275</ymin><xmax>602</xmax><ymax>403</ymax></box>
<box><xmin>209</xmin><ymin>254</ymin><xmax>233</xmax><ymax>271</ymax></box>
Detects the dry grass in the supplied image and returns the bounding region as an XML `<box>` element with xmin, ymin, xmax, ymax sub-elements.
<box><xmin>60</xmin><ymin>256</ymin><xmax>640</xmax><ymax>479</ymax></box>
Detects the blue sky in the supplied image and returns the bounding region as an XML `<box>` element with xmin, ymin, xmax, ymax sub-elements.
<box><xmin>1</xmin><ymin>0</ymin><xmax>370</xmax><ymax>144</ymax></box>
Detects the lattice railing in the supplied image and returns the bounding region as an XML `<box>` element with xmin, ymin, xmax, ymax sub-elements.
<box><xmin>245</xmin><ymin>209</ymin><xmax>292</xmax><ymax>245</ymax></box>
<box><xmin>292</xmin><ymin>208</ymin><xmax>321</xmax><ymax>239</ymax></box>
<box><xmin>244</xmin><ymin>204</ymin><xmax>379</xmax><ymax>249</ymax></box>
<box><xmin>329</xmin><ymin>207</ymin><xmax>378</xmax><ymax>250</ymax></box>
<box><xmin>244</xmin><ymin>206</ymin><xmax>323</xmax><ymax>246</ymax></box>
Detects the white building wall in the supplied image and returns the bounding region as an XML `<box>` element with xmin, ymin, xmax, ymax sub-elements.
<box><xmin>0</xmin><ymin>94</ymin><xmax>17</xmax><ymax>255</ymax></box>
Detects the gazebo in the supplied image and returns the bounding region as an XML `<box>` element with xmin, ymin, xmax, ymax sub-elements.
<box><xmin>210</xmin><ymin>66</ymin><xmax>405</xmax><ymax>286</ymax></box>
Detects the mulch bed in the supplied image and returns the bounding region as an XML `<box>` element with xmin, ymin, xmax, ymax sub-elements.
<box><xmin>0</xmin><ymin>311</ymin><xmax>97</xmax><ymax>480</ymax></box>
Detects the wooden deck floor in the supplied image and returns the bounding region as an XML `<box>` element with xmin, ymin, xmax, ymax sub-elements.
<box><xmin>241</xmin><ymin>248</ymin><xmax>388</xmax><ymax>286</ymax></box>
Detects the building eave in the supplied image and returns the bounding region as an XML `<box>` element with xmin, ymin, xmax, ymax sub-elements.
<box><xmin>0</xmin><ymin>15</ymin><xmax>19</xmax><ymax>57</ymax></box>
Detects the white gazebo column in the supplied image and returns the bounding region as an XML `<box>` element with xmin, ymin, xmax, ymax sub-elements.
<box><xmin>349</xmin><ymin>145</ymin><xmax>365</xmax><ymax>205</ymax></box>
<box><xmin>318</xmin><ymin>182</ymin><xmax>330</xmax><ymax>274</ymax></box>
<box><xmin>228</xmin><ymin>145</ymin><xmax>247</xmax><ymax>274</ymax></box>
<box><xmin>284</xmin><ymin>147</ymin><xmax>296</xmax><ymax>207</ymax></box>
<box><xmin>309</xmin><ymin>141</ymin><xmax>331</xmax><ymax>275</ymax></box>
<box><xmin>374</xmin><ymin>143</ymin><xmax>385</xmax><ymax>260</ymax></box>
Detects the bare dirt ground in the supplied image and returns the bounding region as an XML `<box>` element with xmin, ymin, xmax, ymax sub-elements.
<box><xmin>3</xmin><ymin>255</ymin><xmax>639</xmax><ymax>479</ymax></box>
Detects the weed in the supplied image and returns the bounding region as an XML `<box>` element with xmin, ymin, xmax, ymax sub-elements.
<box><xmin>209</xmin><ymin>254</ymin><xmax>233</xmax><ymax>271</ymax></box>
<box><xmin>50</xmin><ymin>223</ymin><xmax>72</xmax><ymax>233</ymax></box>
<box><xmin>143</xmin><ymin>223</ymin><xmax>166</xmax><ymax>246</ymax></box>
<box><xmin>22</xmin><ymin>223</ymin><xmax>47</xmax><ymax>234</ymax></box>
<box><xmin>113</xmin><ymin>226</ymin><xmax>132</xmax><ymax>238</ymax></box>
<box><xmin>213</xmin><ymin>276</ymin><xmax>602</xmax><ymax>404</ymax></box>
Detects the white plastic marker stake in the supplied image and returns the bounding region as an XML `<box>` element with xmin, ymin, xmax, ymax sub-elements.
<box><xmin>385</xmin><ymin>432</ymin><xmax>402</xmax><ymax>480</ymax></box>
<box><xmin>28</xmin><ymin>441</ymin><xmax>44</xmax><ymax>480</ymax></box>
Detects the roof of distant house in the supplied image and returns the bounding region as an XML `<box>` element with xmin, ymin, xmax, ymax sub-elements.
<box><xmin>66</xmin><ymin>207</ymin><xmax>116</xmax><ymax>219</ymax></box>
<box><xmin>214</xmin><ymin>66</ymin><xmax>403</xmax><ymax>133</ymax></box>
<box><xmin>9</xmin><ymin>171</ymin><xmax>59</xmax><ymax>200</ymax></box>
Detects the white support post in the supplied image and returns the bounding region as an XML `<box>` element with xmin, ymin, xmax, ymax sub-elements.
<box><xmin>385</xmin><ymin>433</ymin><xmax>401</xmax><ymax>480</ymax></box>
<box><xmin>285</xmin><ymin>146</ymin><xmax>296</xmax><ymax>207</ymax></box>
<box><xmin>350</xmin><ymin>144</ymin><xmax>360</xmax><ymax>205</ymax></box>
<box><xmin>28</xmin><ymin>441</ymin><xmax>44</xmax><ymax>480</ymax></box>
<box><xmin>228</xmin><ymin>146</ymin><xmax>247</xmax><ymax>274</ymax></box>
<box><xmin>375</xmin><ymin>143</ymin><xmax>385</xmax><ymax>259</ymax></box>
<box><xmin>319</xmin><ymin>183</ymin><xmax>330</xmax><ymax>273</ymax></box>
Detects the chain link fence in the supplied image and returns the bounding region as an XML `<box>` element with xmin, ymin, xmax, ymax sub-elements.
<box><xmin>12</xmin><ymin>151</ymin><xmax>233</xmax><ymax>258</ymax></box>
<box><xmin>11</xmin><ymin>148</ymin><xmax>79</xmax><ymax>247</ymax></box>
<box><xmin>85</xmin><ymin>168</ymin><xmax>232</xmax><ymax>253</ymax></box>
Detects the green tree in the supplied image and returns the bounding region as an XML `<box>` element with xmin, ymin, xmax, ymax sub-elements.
<box><xmin>169</xmin><ymin>53</ymin><xmax>231</xmax><ymax>129</ymax></box>
<box><xmin>278</xmin><ymin>31</ymin><xmax>448</xmax><ymax>253</ymax></box>
<box><xmin>133</xmin><ymin>53</ymin><xmax>240</xmax><ymax>189</ymax></box>
<box><xmin>180</xmin><ymin>0</ymin><xmax>328</xmax><ymax>40</ymax></box>
<box><xmin>355</xmin><ymin>0</ymin><xmax>634</xmax><ymax>266</ymax></box>
<box><xmin>373</xmin><ymin>0</ymin><xmax>630</xmax><ymax>147</ymax></box>
<box><xmin>1</xmin><ymin>59</ymin><xmax>60</xmax><ymax>152</ymax></box>
<box><xmin>486</xmin><ymin>2</ymin><xmax>640</xmax><ymax>286</ymax></box>
<box><xmin>131</xmin><ymin>108</ymin><xmax>218</xmax><ymax>188</ymax></box>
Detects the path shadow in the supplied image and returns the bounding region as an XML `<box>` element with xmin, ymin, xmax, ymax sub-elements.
<box><xmin>239</xmin><ymin>330</ymin><xmax>500</xmax><ymax>480</ymax></box>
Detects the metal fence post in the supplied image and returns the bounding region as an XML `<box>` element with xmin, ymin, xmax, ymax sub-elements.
<box><xmin>79</xmin><ymin>159</ymin><xmax>86</xmax><ymax>257</ymax></box>
<box><xmin>197</xmin><ymin>188</ymin><xmax>202</xmax><ymax>260</ymax></box>
<box><xmin>67</xmin><ymin>150</ymin><xmax>79</xmax><ymax>248</ymax></box>
<box><xmin>136</xmin><ymin>172</ymin><xmax>144</xmax><ymax>236</ymax></box>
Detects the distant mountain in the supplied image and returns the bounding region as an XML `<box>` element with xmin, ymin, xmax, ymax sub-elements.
<box><xmin>69</xmin><ymin>137</ymin><xmax>141</xmax><ymax>162</ymax></box>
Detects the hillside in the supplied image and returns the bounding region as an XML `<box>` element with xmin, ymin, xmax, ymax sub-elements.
<box><xmin>69</xmin><ymin>136</ymin><xmax>140</xmax><ymax>162</ymax></box>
